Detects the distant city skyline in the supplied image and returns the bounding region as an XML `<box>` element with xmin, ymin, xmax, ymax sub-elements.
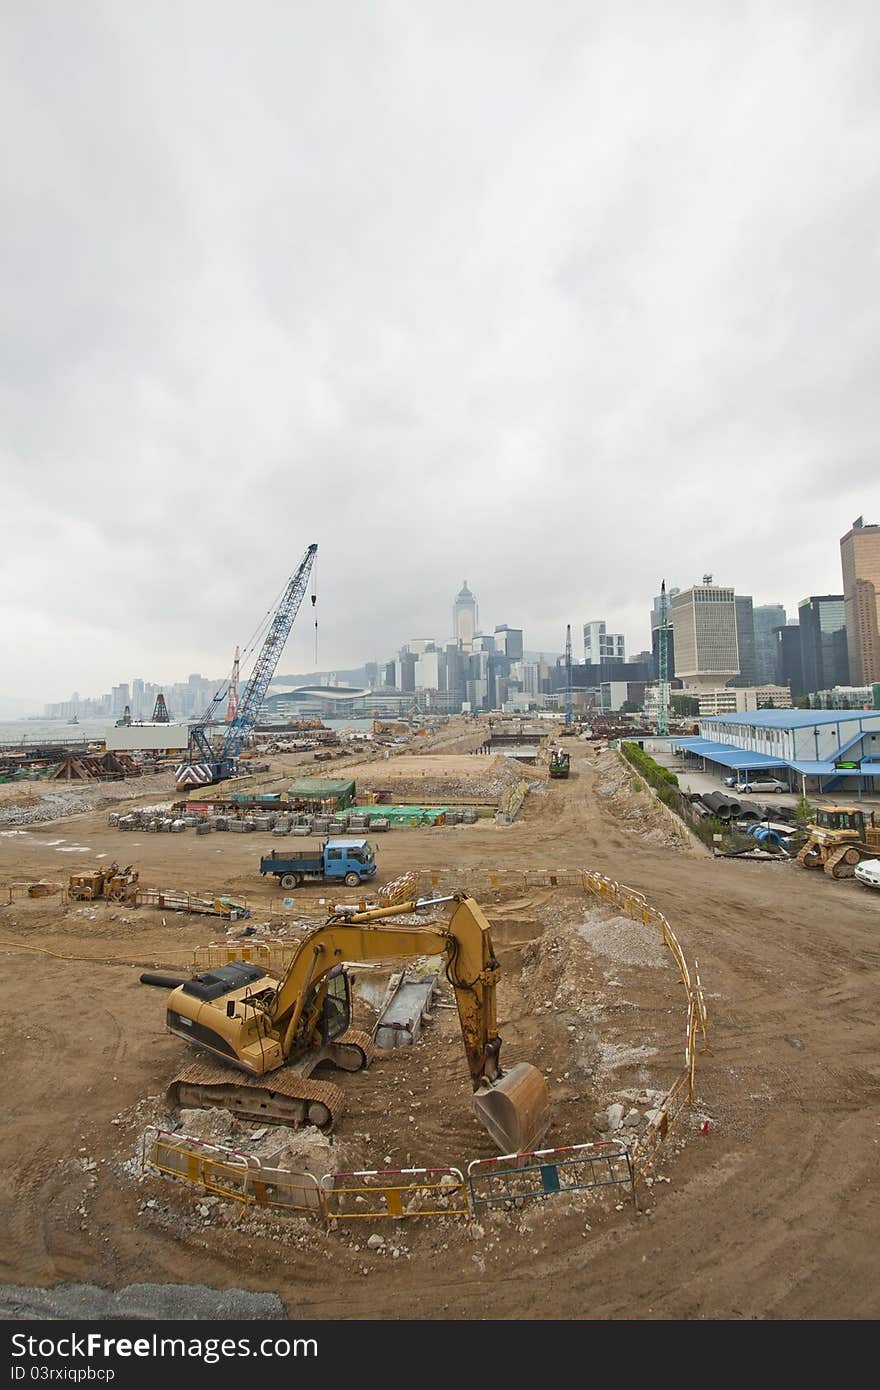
<box><xmin>29</xmin><ymin>550</ymin><xmax>868</xmax><ymax>715</ymax></box>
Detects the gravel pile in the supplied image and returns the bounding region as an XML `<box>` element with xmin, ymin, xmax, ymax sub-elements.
<box><xmin>577</xmin><ymin>913</ymin><xmax>670</xmax><ymax>968</ymax></box>
<box><xmin>0</xmin><ymin>1282</ymin><xmax>285</xmax><ymax>1320</ymax></box>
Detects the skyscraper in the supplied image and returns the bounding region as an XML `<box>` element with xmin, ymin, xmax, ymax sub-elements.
<box><xmin>732</xmin><ymin>596</ymin><xmax>756</xmax><ymax>686</ymax></box>
<box><xmin>651</xmin><ymin>587</ymin><xmax>678</xmax><ymax>681</ymax></box>
<box><xmin>752</xmin><ymin>605</ymin><xmax>787</xmax><ymax>685</ymax></box>
<box><xmin>670</xmin><ymin>578</ymin><xmax>739</xmax><ymax>689</ymax></box>
<box><xmin>453</xmin><ymin>582</ymin><xmax>478</xmax><ymax>649</ymax></box>
<box><xmin>494</xmin><ymin>625</ymin><xmax>523</xmax><ymax>660</ymax></box>
<box><xmin>583</xmin><ymin>621</ymin><xmax>625</xmax><ymax>663</ymax></box>
<box><xmin>774</xmin><ymin>622</ymin><xmax>805</xmax><ymax>696</ymax></box>
<box><xmin>840</xmin><ymin>518</ymin><xmax>880</xmax><ymax>684</ymax></box>
<box><xmin>798</xmin><ymin>596</ymin><xmax>849</xmax><ymax>694</ymax></box>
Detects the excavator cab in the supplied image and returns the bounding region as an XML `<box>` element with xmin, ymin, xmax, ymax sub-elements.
<box><xmin>319</xmin><ymin>967</ymin><xmax>352</xmax><ymax>1044</ymax></box>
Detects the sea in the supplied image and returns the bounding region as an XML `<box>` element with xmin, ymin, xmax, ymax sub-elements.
<box><xmin>0</xmin><ymin>715</ymin><xmax>375</xmax><ymax>746</ymax></box>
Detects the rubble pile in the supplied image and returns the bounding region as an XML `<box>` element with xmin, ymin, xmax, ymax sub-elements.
<box><xmin>0</xmin><ymin>771</ymin><xmax>174</xmax><ymax>828</ymax></box>
<box><xmin>361</xmin><ymin>756</ymin><xmax>539</xmax><ymax>806</ymax></box>
<box><xmin>593</xmin><ymin>752</ymin><xmax>684</xmax><ymax>849</ymax></box>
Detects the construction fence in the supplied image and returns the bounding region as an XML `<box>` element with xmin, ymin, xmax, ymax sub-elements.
<box><xmin>3</xmin><ymin>881</ymin><xmax>67</xmax><ymax>904</ymax></box>
<box><xmin>142</xmin><ymin>1133</ymin><xmax>628</xmax><ymax>1228</ymax></box>
<box><xmin>411</xmin><ymin>865</ymin><xmax>709</xmax><ymax>1174</ymax></box>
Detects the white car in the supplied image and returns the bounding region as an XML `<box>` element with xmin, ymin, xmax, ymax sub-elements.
<box><xmin>854</xmin><ymin>858</ymin><xmax>880</xmax><ymax>890</ymax></box>
<box><xmin>734</xmin><ymin>778</ymin><xmax>787</xmax><ymax>794</ymax></box>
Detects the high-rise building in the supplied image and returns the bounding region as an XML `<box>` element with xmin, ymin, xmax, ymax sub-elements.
<box><xmin>840</xmin><ymin>517</ymin><xmax>880</xmax><ymax>684</ymax></box>
<box><xmin>583</xmin><ymin>621</ymin><xmax>625</xmax><ymax>663</ymax></box>
<box><xmin>774</xmin><ymin>621</ymin><xmax>805</xmax><ymax>697</ymax></box>
<box><xmin>414</xmin><ymin>648</ymin><xmax>441</xmax><ymax>690</ymax></box>
<box><xmin>670</xmin><ymin>579</ymin><xmax>739</xmax><ymax>689</ymax></box>
<box><xmin>444</xmin><ymin>643</ymin><xmax>468</xmax><ymax>709</ymax></box>
<box><xmin>650</xmin><ymin>587</ymin><xmax>678</xmax><ymax>681</ymax></box>
<box><xmin>731</xmin><ymin>596</ymin><xmax>757</xmax><ymax>686</ymax></box>
<box><xmin>798</xmin><ymin>596</ymin><xmax>849</xmax><ymax>694</ymax></box>
<box><xmin>752</xmin><ymin>605</ymin><xmax>787</xmax><ymax>685</ymax></box>
<box><xmin>394</xmin><ymin>650</ymin><xmax>417</xmax><ymax>693</ymax></box>
<box><xmin>494</xmin><ymin>625</ymin><xmax>523</xmax><ymax>660</ymax></box>
<box><xmin>111</xmin><ymin>683</ymin><xmax>130</xmax><ymax>716</ymax></box>
<box><xmin>453</xmin><ymin>582</ymin><xmax>478</xmax><ymax>648</ymax></box>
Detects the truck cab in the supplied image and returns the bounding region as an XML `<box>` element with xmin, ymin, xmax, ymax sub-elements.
<box><xmin>324</xmin><ymin>838</ymin><xmax>377</xmax><ymax>882</ymax></box>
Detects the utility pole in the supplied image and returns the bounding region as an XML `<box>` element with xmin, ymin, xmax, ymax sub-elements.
<box><xmin>657</xmin><ymin>580</ymin><xmax>670</xmax><ymax>736</ymax></box>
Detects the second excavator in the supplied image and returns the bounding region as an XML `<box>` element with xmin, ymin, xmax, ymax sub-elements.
<box><xmin>161</xmin><ymin>893</ymin><xmax>551</xmax><ymax>1153</ymax></box>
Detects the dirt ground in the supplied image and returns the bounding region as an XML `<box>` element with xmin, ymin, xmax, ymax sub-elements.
<box><xmin>1</xmin><ymin>742</ymin><xmax>878</xmax><ymax>1320</ymax></box>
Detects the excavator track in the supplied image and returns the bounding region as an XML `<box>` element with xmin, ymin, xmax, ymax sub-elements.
<box><xmin>168</xmin><ymin>1058</ymin><xmax>345</xmax><ymax>1130</ymax></box>
<box><xmin>796</xmin><ymin>843</ymin><xmax>822</xmax><ymax>868</ymax></box>
<box><xmin>324</xmin><ymin>1027</ymin><xmax>375</xmax><ymax>1072</ymax></box>
<box><xmin>823</xmin><ymin>845</ymin><xmax>863</xmax><ymax>878</ymax></box>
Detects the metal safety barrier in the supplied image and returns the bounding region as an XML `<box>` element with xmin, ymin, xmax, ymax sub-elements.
<box><xmin>321</xmin><ymin>1165</ymin><xmax>469</xmax><ymax>1223</ymax></box>
<box><xmin>145</xmin><ymin>1127</ymin><xmax>255</xmax><ymax>1204</ymax></box>
<box><xmin>4</xmin><ymin>882</ymin><xmax>67</xmax><ymax>904</ymax></box>
<box><xmin>467</xmin><ymin>1141</ymin><xmax>633</xmax><ymax>1214</ymax></box>
<box><xmin>143</xmin><ymin>1127</ymin><xmax>325</xmax><ymax>1216</ymax></box>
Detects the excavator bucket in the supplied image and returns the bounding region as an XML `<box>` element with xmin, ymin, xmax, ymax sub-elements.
<box><xmin>473</xmin><ymin>1063</ymin><xmax>551</xmax><ymax>1153</ymax></box>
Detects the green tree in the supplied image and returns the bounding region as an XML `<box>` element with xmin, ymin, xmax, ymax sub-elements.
<box><xmin>670</xmin><ymin>694</ymin><xmax>699</xmax><ymax>717</ymax></box>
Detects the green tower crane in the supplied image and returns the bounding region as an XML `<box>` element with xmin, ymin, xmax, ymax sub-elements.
<box><xmin>656</xmin><ymin>580</ymin><xmax>670</xmax><ymax>737</ymax></box>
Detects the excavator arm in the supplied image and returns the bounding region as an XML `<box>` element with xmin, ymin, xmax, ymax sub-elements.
<box><xmin>269</xmin><ymin>896</ymin><xmax>503</xmax><ymax>1091</ymax></box>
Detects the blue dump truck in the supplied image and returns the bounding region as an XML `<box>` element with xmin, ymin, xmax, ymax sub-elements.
<box><xmin>259</xmin><ymin>838</ymin><xmax>378</xmax><ymax>889</ymax></box>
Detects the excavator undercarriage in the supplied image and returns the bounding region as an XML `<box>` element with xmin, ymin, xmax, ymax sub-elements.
<box><xmin>168</xmin><ymin>1028</ymin><xmax>374</xmax><ymax>1129</ymax></box>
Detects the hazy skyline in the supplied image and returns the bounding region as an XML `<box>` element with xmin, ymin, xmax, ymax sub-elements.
<box><xmin>3</xmin><ymin>2</ymin><xmax>879</xmax><ymax>706</ymax></box>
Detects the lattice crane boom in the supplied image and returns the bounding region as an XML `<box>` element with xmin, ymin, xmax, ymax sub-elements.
<box><xmin>565</xmin><ymin>624</ymin><xmax>573</xmax><ymax>728</ymax></box>
<box><xmin>176</xmin><ymin>543</ymin><xmax>318</xmax><ymax>787</ymax></box>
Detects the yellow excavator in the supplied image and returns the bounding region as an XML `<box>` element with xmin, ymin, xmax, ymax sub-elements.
<box><xmin>160</xmin><ymin>893</ymin><xmax>550</xmax><ymax>1153</ymax></box>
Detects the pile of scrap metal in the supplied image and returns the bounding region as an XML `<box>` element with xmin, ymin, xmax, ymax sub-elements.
<box><xmin>135</xmin><ymin>887</ymin><xmax>250</xmax><ymax>919</ymax></box>
<box><xmin>47</xmin><ymin>751</ymin><xmax>141</xmax><ymax>781</ymax></box>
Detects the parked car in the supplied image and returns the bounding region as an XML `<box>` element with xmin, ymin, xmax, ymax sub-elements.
<box><xmin>854</xmin><ymin>858</ymin><xmax>880</xmax><ymax>890</ymax></box>
<box><xmin>722</xmin><ymin>774</ymin><xmax>738</xmax><ymax>787</ymax></box>
<box><xmin>734</xmin><ymin>778</ymin><xmax>787</xmax><ymax>794</ymax></box>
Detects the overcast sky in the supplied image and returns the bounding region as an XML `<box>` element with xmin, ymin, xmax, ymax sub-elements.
<box><xmin>3</xmin><ymin>1</ymin><xmax>880</xmax><ymax>707</ymax></box>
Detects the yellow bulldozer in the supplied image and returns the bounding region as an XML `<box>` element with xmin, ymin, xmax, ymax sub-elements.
<box><xmin>68</xmin><ymin>862</ymin><xmax>139</xmax><ymax>903</ymax></box>
<box><xmin>795</xmin><ymin>807</ymin><xmax>880</xmax><ymax>878</ymax></box>
<box><xmin>154</xmin><ymin>893</ymin><xmax>551</xmax><ymax>1153</ymax></box>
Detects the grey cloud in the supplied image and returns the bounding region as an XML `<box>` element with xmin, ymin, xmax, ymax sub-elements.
<box><xmin>2</xmin><ymin>1</ymin><xmax>879</xmax><ymax>701</ymax></box>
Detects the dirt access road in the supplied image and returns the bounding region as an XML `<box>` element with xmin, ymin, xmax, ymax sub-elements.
<box><xmin>0</xmin><ymin>745</ymin><xmax>878</xmax><ymax>1320</ymax></box>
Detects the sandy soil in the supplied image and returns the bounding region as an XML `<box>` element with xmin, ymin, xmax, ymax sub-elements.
<box><xmin>1</xmin><ymin>744</ymin><xmax>878</xmax><ymax>1320</ymax></box>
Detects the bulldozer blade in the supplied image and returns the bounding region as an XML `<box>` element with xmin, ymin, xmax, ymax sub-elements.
<box><xmin>473</xmin><ymin>1062</ymin><xmax>551</xmax><ymax>1154</ymax></box>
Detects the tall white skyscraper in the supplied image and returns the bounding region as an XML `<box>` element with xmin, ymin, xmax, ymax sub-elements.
<box><xmin>453</xmin><ymin>581</ymin><xmax>478</xmax><ymax>648</ymax></box>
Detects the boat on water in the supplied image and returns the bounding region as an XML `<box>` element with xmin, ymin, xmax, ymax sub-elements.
<box><xmin>67</xmin><ymin>715</ymin><xmax>79</xmax><ymax>725</ymax></box>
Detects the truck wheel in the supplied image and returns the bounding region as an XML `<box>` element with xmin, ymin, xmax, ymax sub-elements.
<box><xmin>280</xmin><ymin>874</ymin><xmax>297</xmax><ymax>889</ymax></box>
<box><xmin>344</xmin><ymin>872</ymin><xmax>360</xmax><ymax>887</ymax></box>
